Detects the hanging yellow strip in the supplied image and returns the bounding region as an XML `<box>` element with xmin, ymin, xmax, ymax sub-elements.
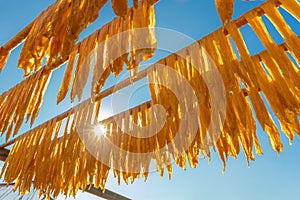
<box><xmin>215</xmin><ymin>0</ymin><xmax>234</xmax><ymax>24</ymax></box>
<box><xmin>0</xmin><ymin>50</ymin><xmax>10</xmax><ymax>72</ymax></box>
<box><xmin>18</xmin><ymin>0</ymin><xmax>108</xmax><ymax>76</ymax></box>
<box><xmin>261</xmin><ymin>1</ymin><xmax>300</xmax><ymax>63</ymax></box>
<box><xmin>57</xmin><ymin>48</ymin><xmax>78</xmax><ymax>104</ymax></box>
<box><xmin>111</xmin><ymin>0</ymin><xmax>128</xmax><ymax>17</ymax></box>
<box><xmin>57</xmin><ymin>0</ymin><xmax>157</xmax><ymax>103</ymax></box>
<box><xmin>279</xmin><ymin>0</ymin><xmax>300</xmax><ymax>21</ymax></box>
<box><xmin>0</xmin><ymin>69</ymin><xmax>51</xmax><ymax>141</ymax></box>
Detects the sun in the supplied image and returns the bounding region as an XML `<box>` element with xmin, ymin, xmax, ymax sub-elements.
<box><xmin>94</xmin><ymin>124</ymin><xmax>107</xmax><ymax>138</ymax></box>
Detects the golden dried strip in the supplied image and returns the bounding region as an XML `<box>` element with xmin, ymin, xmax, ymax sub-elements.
<box><xmin>252</xmin><ymin>56</ymin><xmax>297</xmax><ymax>142</ymax></box>
<box><xmin>202</xmin><ymin>30</ymin><xmax>258</xmax><ymax>163</ymax></box>
<box><xmin>57</xmin><ymin>48</ymin><xmax>78</xmax><ymax>104</ymax></box>
<box><xmin>0</xmin><ymin>57</ymin><xmax>63</xmax><ymax>139</ymax></box>
<box><xmin>70</xmin><ymin>40</ymin><xmax>89</xmax><ymax>102</ymax></box>
<box><xmin>91</xmin><ymin>26</ymin><xmax>110</xmax><ymax>99</ymax></box>
<box><xmin>111</xmin><ymin>0</ymin><xmax>128</xmax><ymax>17</ymax></box>
<box><xmin>260</xmin><ymin>54</ymin><xmax>300</xmax><ymax>135</ymax></box>
<box><xmin>18</xmin><ymin>0</ymin><xmax>108</xmax><ymax>76</ymax></box>
<box><xmin>26</xmin><ymin>74</ymin><xmax>46</xmax><ymax>121</ymax></box>
<box><xmin>1</xmin><ymin>87</ymin><xmax>21</xmax><ymax>138</ymax></box>
<box><xmin>58</xmin><ymin>0</ymin><xmax>157</xmax><ymax>103</ymax></box>
<box><xmin>177</xmin><ymin>48</ymin><xmax>211</xmax><ymax>152</ymax></box>
<box><xmin>214</xmin><ymin>29</ymin><xmax>242</xmax><ymax>92</ymax></box>
<box><xmin>279</xmin><ymin>0</ymin><xmax>300</xmax><ymax>21</ymax></box>
<box><xmin>129</xmin><ymin>0</ymin><xmax>157</xmax><ymax>73</ymax></box>
<box><xmin>261</xmin><ymin>1</ymin><xmax>300</xmax><ymax>63</ymax></box>
<box><xmin>107</xmin><ymin>17</ymin><xmax>124</xmax><ymax>77</ymax></box>
<box><xmin>225</xmin><ymin>22</ymin><xmax>260</xmax><ymax>89</ymax></box>
<box><xmin>0</xmin><ymin>69</ymin><xmax>52</xmax><ymax>140</ymax></box>
<box><xmin>10</xmin><ymin>92</ymin><xmax>34</xmax><ymax>140</ymax></box>
<box><xmin>260</xmin><ymin>51</ymin><xmax>300</xmax><ymax>106</ymax></box>
<box><xmin>248</xmin><ymin>88</ymin><xmax>283</xmax><ymax>152</ymax></box>
<box><xmin>0</xmin><ymin>50</ymin><xmax>10</xmax><ymax>72</ymax></box>
<box><xmin>29</xmin><ymin>70</ymin><xmax>52</xmax><ymax>127</ymax></box>
<box><xmin>232</xmin><ymin>90</ymin><xmax>257</xmax><ymax>161</ymax></box>
<box><xmin>198</xmin><ymin>38</ymin><xmax>227</xmax><ymax>141</ymax></box>
<box><xmin>147</xmin><ymin>63</ymin><xmax>188</xmax><ymax>169</ymax></box>
<box><xmin>215</xmin><ymin>0</ymin><xmax>234</xmax><ymax>24</ymax></box>
<box><xmin>18</xmin><ymin>4</ymin><xmax>56</xmax><ymax>75</ymax></box>
<box><xmin>0</xmin><ymin>20</ymin><xmax>34</xmax><ymax>72</ymax></box>
<box><xmin>245</xmin><ymin>11</ymin><xmax>300</xmax><ymax>91</ymax></box>
<box><xmin>71</xmin><ymin>32</ymin><xmax>98</xmax><ymax>102</ymax></box>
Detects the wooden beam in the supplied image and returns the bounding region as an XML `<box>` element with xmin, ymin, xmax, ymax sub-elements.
<box><xmin>85</xmin><ymin>185</ymin><xmax>131</xmax><ymax>200</ymax></box>
<box><xmin>0</xmin><ymin>148</ymin><xmax>9</xmax><ymax>162</ymax></box>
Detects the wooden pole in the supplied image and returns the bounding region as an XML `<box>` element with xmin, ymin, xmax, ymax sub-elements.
<box><xmin>85</xmin><ymin>185</ymin><xmax>131</xmax><ymax>200</ymax></box>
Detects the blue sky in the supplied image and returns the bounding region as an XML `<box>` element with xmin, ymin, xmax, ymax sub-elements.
<box><xmin>0</xmin><ymin>0</ymin><xmax>300</xmax><ymax>200</ymax></box>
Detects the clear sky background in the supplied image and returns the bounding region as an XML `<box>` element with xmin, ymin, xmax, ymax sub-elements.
<box><xmin>0</xmin><ymin>0</ymin><xmax>300</xmax><ymax>200</ymax></box>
